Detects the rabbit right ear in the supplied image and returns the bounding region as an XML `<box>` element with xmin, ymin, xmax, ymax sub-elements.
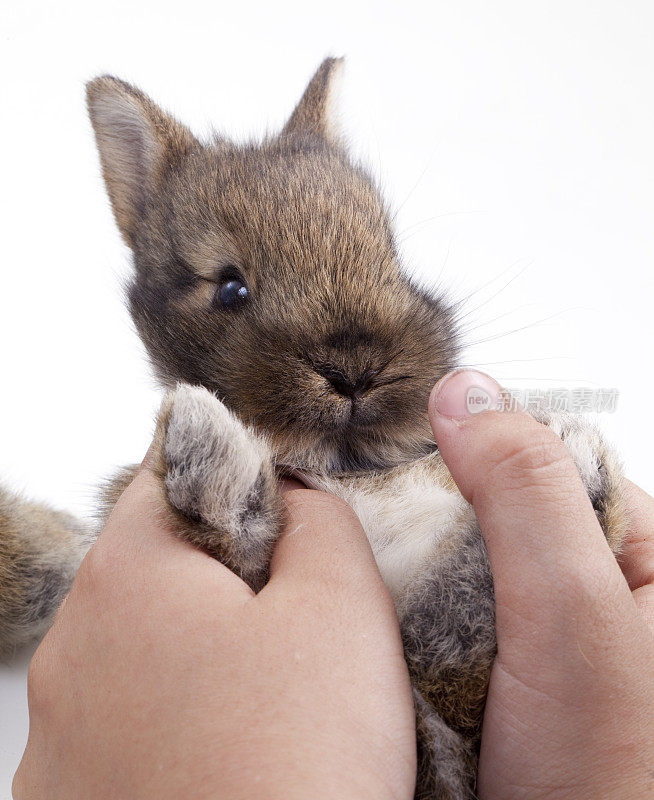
<box><xmin>280</xmin><ymin>57</ymin><xmax>344</xmax><ymax>145</ymax></box>
<box><xmin>86</xmin><ymin>76</ymin><xmax>197</xmax><ymax>246</ymax></box>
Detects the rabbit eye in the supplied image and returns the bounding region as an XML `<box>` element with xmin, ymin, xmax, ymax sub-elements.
<box><xmin>213</xmin><ymin>269</ymin><xmax>249</xmax><ymax>310</ymax></box>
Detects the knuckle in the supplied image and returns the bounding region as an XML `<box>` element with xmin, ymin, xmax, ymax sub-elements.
<box><xmin>26</xmin><ymin>644</ymin><xmax>54</xmax><ymax>717</ymax></box>
<box><xmin>284</xmin><ymin>487</ymin><xmax>357</xmax><ymax>524</ymax></box>
<box><xmin>486</xmin><ymin>427</ymin><xmax>575</xmax><ymax>493</ymax></box>
<box><xmin>26</xmin><ymin>650</ymin><xmax>44</xmax><ymax>697</ymax></box>
<box><xmin>12</xmin><ymin>764</ymin><xmax>27</xmax><ymax>798</ymax></box>
<box><xmin>73</xmin><ymin>542</ymin><xmax>113</xmax><ymax>597</ymax></box>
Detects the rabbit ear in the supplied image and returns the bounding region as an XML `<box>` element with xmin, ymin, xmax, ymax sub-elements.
<box><xmin>86</xmin><ymin>76</ymin><xmax>197</xmax><ymax>246</ymax></box>
<box><xmin>280</xmin><ymin>57</ymin><xmax>344</xmax><ymax>144</ymax></box>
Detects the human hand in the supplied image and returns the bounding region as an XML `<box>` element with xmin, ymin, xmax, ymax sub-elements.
<box><xmin>429</xmin><ymin>369</ymin><xmax>654</xmax><ymax>800</ymax></box>
<box><xmin>13</xmin><ymin>469</ymin><xmax>416</xmax><ymax>799</ymax></box>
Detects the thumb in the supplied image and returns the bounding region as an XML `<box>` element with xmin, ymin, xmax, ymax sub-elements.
<box><xmin>427</xmin><ymin>369</ymin><xmax>635</xmax><ymax>646</ymax></box>
<box><xmin>265</xmin><ymin>485</ymin><xmax>391</xmax><ymax>606</ymax></box>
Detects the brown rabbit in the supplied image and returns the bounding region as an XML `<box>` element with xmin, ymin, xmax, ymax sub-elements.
<box><xmin>0</xmin><ymin>59</ymin><xmax>626</xmax><ymax>799</ymax></box>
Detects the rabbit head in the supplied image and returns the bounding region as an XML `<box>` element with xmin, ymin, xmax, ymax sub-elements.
<box><xmin>87</xmin><ymin>59</ymin><xmax>459</xmax><ymax>472</ymax></box>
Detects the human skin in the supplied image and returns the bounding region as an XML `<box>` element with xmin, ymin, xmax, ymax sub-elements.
<box><xmin>12</xmin><ymin>472</ymin><xmax>417</xmax><ymax>800</ymax></box>
<box><xmin>429</xmin><ymin>370</ymin><xmax>654</xmax><ymax>800</ymax></box>
<box><xmin>14</xmin><ymin>369</ymin><xmax>654</xmax><ymax>799</ymax></box>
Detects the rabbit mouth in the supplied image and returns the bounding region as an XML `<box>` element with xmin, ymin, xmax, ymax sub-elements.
<box><xmin>279</xmin><ymin>441</ymin><xmax>441</xmax><ymax>484</ymax></box>
<box><xmin>262</xmin><ymin>377</ymin><xmax>440</xmax><ymax>473</ymax></box>
<box><xmin>273</xmin><ymin>425</ymin><xmax>438</xmax><ymax>475</ymax></box>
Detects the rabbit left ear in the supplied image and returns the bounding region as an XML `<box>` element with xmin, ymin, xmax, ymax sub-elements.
<box><xmin>280</xmin><ymin>57</ymin><xmax>344</xmax><ymax>144</ymax></box>
<box><xmin>86</xmin><ymin>76</ymin><xmax>197</xmax><ymax>247</ymax></box>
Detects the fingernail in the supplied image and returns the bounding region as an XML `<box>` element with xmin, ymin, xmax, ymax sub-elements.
<box><xmin>280</xmin><ymin>477</ymin><xmax>307</xmax><ymax>494</ymax></box>
<box><xmin>430</xmin><ymin>369</ymin><xmax>502</xmax><ymax>419</ymax></box>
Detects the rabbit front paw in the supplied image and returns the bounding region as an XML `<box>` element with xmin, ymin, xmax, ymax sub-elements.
<box><xmin>535</xmin><ymin>411</ymin><xmax>627</xmax><ymax>552</ymax></box>
<box><xmin>157</xmin><ymin>384</ymin><xmax>283</xmax><ymax>586</ymax></box>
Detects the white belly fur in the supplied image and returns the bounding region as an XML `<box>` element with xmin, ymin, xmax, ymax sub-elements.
<box><xmin>300</xmin><ymin>457</ymin><xmax>470</xmax><ymax>600</ymax></box>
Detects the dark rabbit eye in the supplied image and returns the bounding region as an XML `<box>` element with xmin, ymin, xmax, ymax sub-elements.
<box><xmin>213</xmin><ymin>268</ymin><xmax>249</xmax><ymax>310</ymax></box>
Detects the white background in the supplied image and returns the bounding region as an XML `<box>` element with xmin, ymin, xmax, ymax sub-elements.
<box><xmin>1</xmin><ymin>0</ymin><xmax>652</xmax><ymax>794</ymax></box>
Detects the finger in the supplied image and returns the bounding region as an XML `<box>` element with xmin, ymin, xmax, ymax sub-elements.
<box><xmin>632</xmin><ymin>584</ymin><xmax>654</xmax><ymax>633</ymax></box>
<box><xmin>618</xmin><ymin>479</ymin><xmax>654</xmax><ymax>591</ymax></box>
<box><xmin>265</xmin><ymin>487</ymin><xmax>389</xmax><ymax>603</ymax></box>
<box><xmin>618</xmin><ymin>480</ymin><xmax>654</xmax><ymax>631</ymax></box>
<box><xmin>428</xmin><ymin>369</ymin><xmax>636</xmax><ymax>646</ymax></box>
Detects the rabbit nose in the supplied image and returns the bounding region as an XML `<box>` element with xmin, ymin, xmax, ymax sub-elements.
<box><xmin>316</xmin><ymin>365</ymin><xmax>376</xmax><ymax>399</ymax></box>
